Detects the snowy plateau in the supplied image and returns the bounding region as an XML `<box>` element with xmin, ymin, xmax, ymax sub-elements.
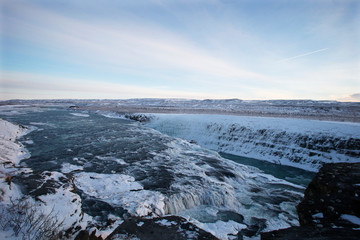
<box><xmin>0</xmin><ymin>99</ymin><xmax>359</xmax><ymax>240</ymax></box>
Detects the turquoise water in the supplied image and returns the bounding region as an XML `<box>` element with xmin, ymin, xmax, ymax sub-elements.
<box><xmin>219</xmin><ymin>152</ymin><xmax>315</xmax><ymax>187</ymax></box>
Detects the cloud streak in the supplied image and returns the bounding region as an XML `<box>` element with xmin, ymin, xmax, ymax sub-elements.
<box><xmin>0</xmin><ymin>71</ymin><xmax>230</xmax><ymax>100</ymax></box>
<box><xmin>277</xmin><ymin>48</ymin><xmax>329</xmax><ymax>63</ymax></box>
<box><xmin>3</xmin><ymin>2</ymin><xmax>268</xmax><ymax>85</ymax></box>
<box><xmin>1</xmin><ymin>1</ymin><xmax>359</xmax><ymax>101</ymax></box>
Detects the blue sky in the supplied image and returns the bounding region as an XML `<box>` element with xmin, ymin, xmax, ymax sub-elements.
<box><xmin>1</xmin><ymin>0</ymin><xmax>359</xmax><ymax>101</ymax></box>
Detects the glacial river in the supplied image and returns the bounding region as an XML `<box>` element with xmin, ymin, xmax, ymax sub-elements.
<box><xmin>1</xmin><ymin>107</ymin><xmax>314</xmax><ymax>237</ymax></box>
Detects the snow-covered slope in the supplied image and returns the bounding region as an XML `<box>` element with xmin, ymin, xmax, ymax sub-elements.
<box><xmin>146</xmin><ymin>114</ymin><xmax>360</xmax><ymax>172</ymax></box>
<box><xmin>4</xmin><ymin>98</ymin><xmax>360</xmax><ymax>122</ymax></box>
<box><xmin>0</xmin><ymin>119</ymin><xmax>93</xmax><ymax>239</ymax></box>
<box><xmin>0</xmin><ymin>119</ymin><xmax>31</xmax><ymax>166</ymax></box>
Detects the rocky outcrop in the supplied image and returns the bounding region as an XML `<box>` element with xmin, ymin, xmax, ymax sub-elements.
<box><xmin>107</xmin><ymin>216</ymin><xmax>219</xmax><ymax>240</ymax></box>
<box><xmin>297</xmin><ymin>163</ymin><xmax>360</xmax><ymax>228</ymax></box>
<box><xmin>12</xmin><ymin>171</ymin><xmax>90</xmax><ymax>238</ymax></box>
<box><xmin>124</xmin><ymin>113</ymin><xmax>152</xmax><ymax>122</ymax></box>
<box><xmin>262</xmin><ymin>163</ymin><xmax>360</xmax><ymax>239</ymax></box>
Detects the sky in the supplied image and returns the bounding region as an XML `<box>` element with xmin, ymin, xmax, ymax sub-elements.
<box><xmin>1</xmin><ymin>0</ymin><xmax>359</xmax><ymax>101</ymax></box>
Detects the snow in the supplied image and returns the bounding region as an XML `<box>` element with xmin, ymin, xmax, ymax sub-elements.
<box><xmin>98</xmin><ymin>111</ymin><xmax>127</xmax><ymax>119</ymax></box>
<box><xmin>0</xmin><ymin>119</ymin><xmax>31</xmax><ymax>167</ymax></box>
<box><xmin>61</xmin><ymin>163</ymin><xmax>84</xmax><ymax>173</ymax></box>
<box><xmin>74</xmin><ymin>172</ymin><xmax>166</xmax><ymax>217</ymax></box>
<box><xmin>70</xmin><ymin>112</ymin><xmax>90</xmax><ymax>117</ymax></box>
<box><xmin>0</xmin><ymin>119</ymin><xmax>93</xmax><ymax>239</ymax></box>
<box><xmin>193</xmin><ymin>220</ymin><xmax>246</xmax><ymax>240</ymax></box>
<box><xmin>155</xmin><ymin>219</ymin><xmax>177</xmax><ymax>226</ymax></box>
<box><xmin>312</xmin><ymin>212</ymin><xmax>324</xmax><ymax>218</ymax></box>
<box><xmin>74</xmin><ymin>172</ymin><xmax>143</xmax><ymax>196</ymax></box>
<box><xmin>95</xmin><ymin>156</ymin><xmax>127</xmax><ymax>165</ymax></box>
<box><xmin>146</xmin><ymin>114</ymin><xmax>360</xmax><ymax>172</ymax></box>
<box><xmin>340</xmin><ymin>214</ymin><xmax>360</xmax><ymax>226</ymax></box>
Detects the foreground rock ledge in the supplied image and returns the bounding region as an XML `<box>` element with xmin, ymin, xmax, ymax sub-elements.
<box><xmin>107</xmin><ymin>216</ymin><xmax>219</xmax><ymax>240</ymax></box>
<box><xmin>262</xmin><ymin>163</ymin><xmax>360</xmax><ymax>240</ymax></box>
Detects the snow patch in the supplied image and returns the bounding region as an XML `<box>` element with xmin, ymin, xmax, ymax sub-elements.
<box><xmin>61</xmin><ymin>163</ymin><xmax>84</xmax><ymax>173</ymax></box>
<box><xmin>313</xmin><ymin>212</ymin><xmax>324</xmax><ymax>218</ymax></box>
<box><xmin>193</xmin><ymin>220</ymin><xmax>246</xmax><ymax>240</ymax></box>
<box><xmin>340</xmin><ymin>214</ymin><xmax>360</xmax><ymax>226</ymax></box>
<box><xmin>74</xmin><ymin>172</ymin><xmax>166</xmax><ymax>217</ymax></box>
<box><xmin>70</xmin><ymin>113</ymin><xmax>90</xmax><ymax>117</ymax></box>
<box><xmin>95</xmin><ymin>156</ymin><xmax>127</xmax><ymax>165</ymax></box>
<box><xmin>155</xmin><ymin>219</ymin><xmax>177</xmax><ymax>226</ymax></box>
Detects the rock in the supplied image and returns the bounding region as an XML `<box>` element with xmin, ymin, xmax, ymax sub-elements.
<box><xmin>12</xmin><ymin>171</ymin><xmax>90</xmax><ymax>238</ymax></box>
<box><xmin>240</xmin><ymin>217</ymin><xmax>267</xmax><ymax>238</ymax></box>
<box><xmin>75</xmin><ymin>230</ymin><xmax>103</xmax><ymax>240</ymax></box>
<box><xmin>261</xmin><ymin>226</ymin><xmax>360</xmax><ymax>240</ymax></box>
<box><xmin>297</xmin><ymin>163</ymin><xmax>360</xmax><ymax>228</ymax></box>
<box><xmin>13</xmin><ymin>171</ymin><xmax>74</xmax><ymax>199</ymax></box>
<box><xmin>261</xmin><ymin>163</ymin><xmax>360</xmax><ymax>239</ymax></box>
<box><xmin>124</xmin><ymin>113</ymin><xmax>152</xmax><ymax>122</ymax></box>
<box><xmin>106</xmin><ymin>216</ymin><xmax>219</xmax><ymax>240</ymax></box>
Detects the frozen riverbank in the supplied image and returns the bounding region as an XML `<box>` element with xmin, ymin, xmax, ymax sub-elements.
<box><xmin>146</xmin><ymin>114</ymin><xmax>360</xmax><ymax>172</ymax></box>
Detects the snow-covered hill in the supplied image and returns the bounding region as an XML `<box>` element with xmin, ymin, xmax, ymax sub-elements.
<box><xmin>3</xmin><ymin>98</ymin><xmax>360</xmax><ymax>122</ymax></box>
<box><xmin>146</xmin><ymin>114</ymin><xmax>360</xmax><ymax>172</ymax></box>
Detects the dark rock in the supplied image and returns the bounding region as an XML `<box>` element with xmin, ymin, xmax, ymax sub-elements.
<box><xmin>13</xmin><ymin>171</ymin><xmax>75</xmax><ymax>199</ymax></box>
<box><xmin>124</xmin><ymin>113</ymin><xmax>152</xmax><ymax>122</ymax></box>
<box><xmin>106</xmin><ymin>216</ymin><xmax>219</xmax><ymax>240</ymax></box>
<box><xmin>216</xmin><ymin>210</ymin><xmax>244</xmax><ymax>223</ymax></box>
<box><xmin>75</xmin><ymin>230</ymin><xmax>103</xmax><ymax>240</ymax></box>
<box><xmin>297</xmin><ymin>163</ymin><xmax>360</xmax><ymax>228</ymax></box>
<box><xmin>240</xmin><ymin>217</ymin><xmax>267</xmax><ymax>238</ymax></box>
<box><xmin>261</xmin><ymin>226</ymin><xmax>360</xmax><ymax>240</ymax></box>
<box><xmin>261</xmin><ymin>163</ymin><xmax>360</xmax><ymax>239</ymax></box>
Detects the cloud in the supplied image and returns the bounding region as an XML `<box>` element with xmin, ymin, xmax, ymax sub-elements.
<box><xmin>0</xmin><ymin>71</ymin><xmax>229</xmax><ymax>100</ymax></box>
<box><xmin>277</xmin><ymin>48</ymin><xmax>328</xmax><ymax>63</ymax></box>
<box><xmin>2</xmin><ymin>2</ymin><xmax>268</xmax><ymax>85</ymax></box>
<box><xmin>350</xmin><ymin>93</ymin><xmax>360</xmax><ymax>100</ymax></box>
<box><xmin>336</xmin><ymin>93</ymin><xmax>360</xmax><ymax>102</ymax></box>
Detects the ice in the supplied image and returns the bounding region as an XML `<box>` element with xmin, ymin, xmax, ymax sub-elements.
<box><xmin>98</xmin><ymin>111</ymin><xmax>127</xmax><ymax>119</ymax></box>
<box><xmin>95</xmin><ymin>156</ymin><xmax>126</xmax><ymax>165</ymax></box>
<box><xmin>70</xmin><ymin>113</ymin><xmax>90</xmax><ymax>117</ymax></box>
<box><xmin>312</xmin><ymin>212</ymin><xmax>324</xmax><ymax>218</ymax></box>
<box><xmin>24</xmin><ymin>140</ymin><xmax>34</xmax><ymax>144</ymax></box>
<box><xmin>193</xmin><ymin>220</ymin><xmax>246</xmax><ymax>240</ymax></box>
<box><xmin>146</xmin><ymin>114</ymin><xmax>360</xmax><ymax>172</ymax></box>
<box><xmin>74</xmin><ymin>172</ymin><xmax>166</xmax><ymax>217</ymax></box>
<box><xmin>61</xmin><ymin>163</ymin><xmax>84</xmax><ymax>173</ymax></box>
<box><xmin>74</xmin><ymin>172</ymin><xmax>143</xmax><ymax>196</ymax></box>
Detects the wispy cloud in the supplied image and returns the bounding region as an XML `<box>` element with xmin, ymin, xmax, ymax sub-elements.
<box><xmin>277</xmin><ymin>48</ymin><xmax>329</xmax><ymax>63</ymax></box>
<box><xmin>2</xmin><ymin>2</ymin><xmax>268</xmax><ymax>85</ymax></box>
<box><xmin>1</xmin><ymin>1</ymin><xmax>359</xmax><ymax>101</ymax></box>
<box><xmin>0</xmin><ymin>71</ymin><xmax>230</xmax><ymax>100</ymax></box>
